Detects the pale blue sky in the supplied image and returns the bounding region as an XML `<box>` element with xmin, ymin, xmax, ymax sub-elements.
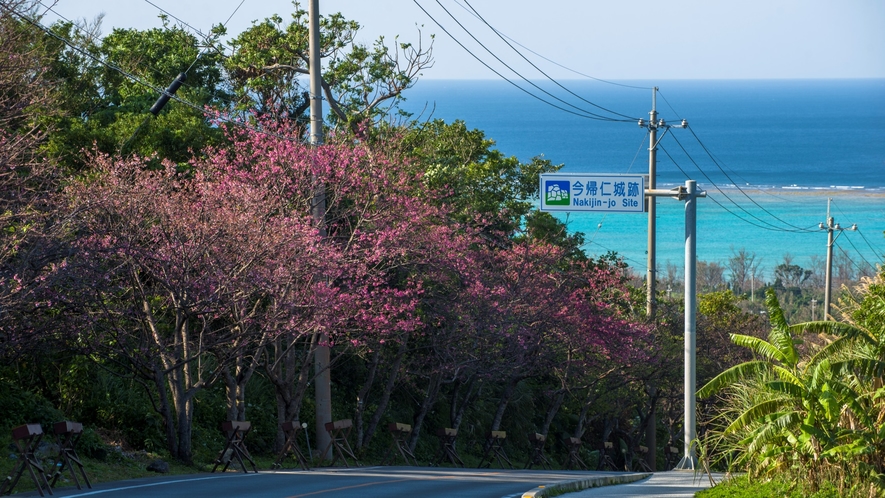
<box><xmin>44</xmin><ymin>0</ymin><xmax>885</xmax><ymax>79</ymax></box>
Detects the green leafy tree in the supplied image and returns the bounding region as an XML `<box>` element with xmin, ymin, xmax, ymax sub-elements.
<box><xmin>397</xmin><ymin>119</ymin><xmax>563</xmax><ymax>241</ymax></box>
<box><xmin>41</xmin><ymin>19</ymin><xmax>225</xmax><ymax>171</ymax></box>
<box><xmin>224</xmin><ymin>3</ymin><xmax>432</xmax><ymax>129</ymax></box>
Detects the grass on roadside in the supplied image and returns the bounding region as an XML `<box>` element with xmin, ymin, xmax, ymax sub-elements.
<box><xmin>698</xmin><ymin>474</ymin><xmax>843</xmax><ymax>498</ymax></box>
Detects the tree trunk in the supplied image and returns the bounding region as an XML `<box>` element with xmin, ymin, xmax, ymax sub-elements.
<box><xmin>361</xmin><ymin>338</ymin><xmax>408</xmax><ymax>449</ymax></box>
<box><xmin>540</xmin><ymin>390</ymin><xmax>565</xmax><ymax>436</ymax></box>
<box><xmin>643</xmin><ymin>386</ymin><xmax>660</xmax><ymax>471</ymax></box>
<box><xmin>489</xmin><ymin>376</ymin><xmax>520</xmax><ymax>433</ymax></box>
<box><xmin>167</xmin><ymin>365</ymin><xmax>195</xmax><ymax>463</ymax></box>
<box><xmin>176</xmin><ymin>395</ymin><xmax>194</xmax><ymax>463</ymax></box>
<box><xmin>354</xmin><ymin>350</ymin><xmax>381</xmax><ymax>450</ymax></box>
<box><xmin>223</xmin><ymin>350</ymin><xmax>260</xmax><ymax>422</ymax></box>
<box><xmin>152</xmin><ymin>363</ymin><xmax>177</xmax><ymax>459</ymax></box>
<box><xmin>450</xmin><ymin>374</ymin><xmax>477</xmax><ymax>431</ymax></box>
<box><xmin>267</xmin><ymin>332</ymin><xmax>316</xmax><ymax>453</ymax></box>
<box><xmin>596</xmin><ymin>416</ymin><xmax>615</xmax><ymax>470</ymax></box>
<box><xmin>408</xmin><ymin>371</ymin><xmax>442</xmax><ymax>452</ymax></box>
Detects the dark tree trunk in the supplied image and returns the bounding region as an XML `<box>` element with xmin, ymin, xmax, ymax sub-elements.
<box><xmin>361</xmin><ymin>338</ymin><xmax>408</xmax><ymax>449</ymax></box>
<box><xmin>267</xmin><ymin>333</ymin><xmax>316</xmax><ymax>453</ymax></box>
<box><xmin>408</xmin><ymin>371</ymin><xmax>442</xmax><ymax>452</ymax></box>
<box><xmin>489</xmin><ymin>376</ymin><xmax>521</xmax><ymax>433</ymax></box>
<box><xmin>540</xmin><ymin>390</ymin><xmax>566</xmax><ymax>436</ymax></box>
<box><xmin>152</xmin><ymin>363</ymin><xmax>177</xmax><ymax>459</ymax></box>
<box><xmin>450</xmin><ymin>374</ymin><xmax>477</xmax><ymax>431</ymax></box>
<box><xmin>354</xmin><ymin>350</ymin><xmax>381</xmax><ymax>450</ymax></box>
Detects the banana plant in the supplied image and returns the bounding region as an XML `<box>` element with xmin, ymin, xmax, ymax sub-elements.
<box><xmin>698</xmin><ymin>288</ymin><xmax>872</xmax><ymax>487</ymax></box>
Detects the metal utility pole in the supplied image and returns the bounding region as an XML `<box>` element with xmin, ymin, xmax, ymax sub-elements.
<box><xmin>644</xmin><ymin>181</ymin><xmax>704</xmax><ymax>471</ymax></box>
<box><xmin>675</xmin><ymin>180</ymin><xmax>701</xmax><ymax>470</ymax></box>
<box><xmin>309</xmin><ymin>0</ymin><xmax>332</xmax><ymax>460</ymax></box>
<box><xmin>819</xmin><ymin>198</ymin><xmax>856</xmax><ymax>321</ymax></box>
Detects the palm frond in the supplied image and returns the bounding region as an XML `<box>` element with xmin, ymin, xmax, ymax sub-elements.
<box><xmin>791</xmin><ymin>320</ymin><xmax>875</xmax><ymax>346</ymax></box>
<box><xmin>731</xmin><ymin>334</ymin><xmax>789</xmax><ymax>364</ymax></box>
<box><xmin>827</xmin><ymin>378</ymin><xmax>873</xmax><ymax>428</ymax></box>
<box><xmin>767</xmin><ymin>380</ymin><xmax>806</xmax><ymax>398</ymax></box>
<box><xmin>765</xmin><ymin>288</ymin><xmax>788</xmax><ymax>330</ymax></box>
<box><xmin>698</xmin><ymin>361</ymin><xmax>769</xmax><ymax>398</ymax></box>
<box><xmin>726</xmin><ymin>399</ymin><xmax>790</xmax><ymax>434</ymax></box>
<box><xmin>764</xmin><ymin>289</ymin><xmax>799</xmax><ymax>366</ymax></box>
<box><xmin>747</xmin><ymin>413</ymin><xmax>799</xmax><ymax>454</ymax></box>
<box><xmin>808</xmin><ymin>335</ymin><xmax>859</xmax><ymax>369</ymax></box>
<box><xmin>771</xmin><ymin>365</ymin><xmax>803</xmax><ymax>387</ymax></box>
<box><xmin>832</xmin><ymin>358</ymin><xmax>885</xmax><ymax>380</ymax></box>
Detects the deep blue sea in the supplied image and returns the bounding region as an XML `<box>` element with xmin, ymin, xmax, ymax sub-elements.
<box><xmin>400</xmin><ymin>79</ymin><xmax>885</xmax><ymax>279</ymax></box>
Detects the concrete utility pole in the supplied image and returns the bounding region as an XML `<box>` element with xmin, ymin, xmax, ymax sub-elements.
<box><xmin>309</xmin><ymin>0</ymin><xmax>333</xmax><ymax>460</ymax></box>
<box><xmin>639</xmin><ymin>88</ymin><xmax>688</xmax><ymax>316</ymax></box>
<box><xmin>819</xmin><ymin>198</ymin><xmax>856</xmax><ymax>321</ymax></box>
<box><xmin>646</xmin><ymin>87</ymin><xmax>658</xmax><ymax>319</ymax></box>
<box><xmin>638</xmin><ymin>90</ymin><xmax>687</xmax><ymax>470</ymax></box>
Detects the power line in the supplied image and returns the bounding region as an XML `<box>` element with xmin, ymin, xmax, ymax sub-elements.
<box><xmin>584</xmin><ymin>238</ymin><xmax>647</xmax><ymax>270</ymax></box>
<box><xmin>657</xmin><ymin>89</ymin><xmax>809</xmax><ymax>205</ymax></box>
<box><xmin>412</xmin><ymin>0</ymin><xmax>632</xmax><ymax>122</ymax></box>
<box><xmin>448</xmin><ymin>0</ymin><xmax>650</xmax><ymax>91</ymax></box>
<box><xmin>669</xmin><ymin>130</ymin><xmax>819</xmax><ymax>233</ymax></box>
<box><xmin>431</xmin><ymin>0</ymin><xmax>632</xmax><ymax>121</ymax></box>
<box><xmin>37</xmin><ymin>0</ymin><xmax>227</xmax><ymax>106</ymax></box>
<box><xmin>855</xmin><ymin>228</ymin><xmax>885</xmax><ymax>264</ymax></box>
<box><xmin>3</xmin><ymin>4</ymin><xmax>298</xmax><ymax>144</ymax></box>
<box><xmin>138</xmin><ymin>0</ymin><xmax>247</xmax><ymax>105</ymax></box>
<box><xmin>842</xmin><ymin>230</ymin><xmax>884</xmax><ymax>267</ymax></box>
<box><xmin>459</xmin><ymin>0</ymin><xmax>640</xmax><ymax>121</ymax></box>
<box><xmin>655</xmin><ymin>143</ymin><xmax>763</xmax><ymax>228</ymax></box>
<box><xmin>835</xmin><ymin>239</ymin><xmax>876</xmax><ymax>277</ymax></box>
<box><xmin>586</xmin><ymin>130</ymin><xmax>649</xmax><ymax>249</ymax></box>
<box><xmin>659</xmin><ymin>140</ymin><xmax>816</xmax><ymax>233</ymax></box>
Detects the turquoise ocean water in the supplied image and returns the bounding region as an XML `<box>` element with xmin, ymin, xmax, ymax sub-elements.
<box><xmin>401</xmin><ymin>79</ymin><xmax>885</xmax><ymax>279</ymax></box>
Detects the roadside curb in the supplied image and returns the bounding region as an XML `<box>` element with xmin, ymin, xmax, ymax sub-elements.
<box><xmin>521</xmin><ymin>472</ymin><xmax>652</xmax><ymax>498</ymax></box>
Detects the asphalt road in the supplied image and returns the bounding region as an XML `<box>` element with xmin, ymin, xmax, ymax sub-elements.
<box><xmin>30</xmin><ymin>467</ymin><xmax>641</xmax><ymax>498</ymax></box>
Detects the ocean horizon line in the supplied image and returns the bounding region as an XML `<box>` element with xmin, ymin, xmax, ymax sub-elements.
<box><xmin>655</xmin><ymin>183</ymin><xmax>885</xmax><ymax>195</ymax></box>
<box><xmin>415</xmin><ymin>77</ymin><xmax>885</xmax><ymax>83</ymax></box>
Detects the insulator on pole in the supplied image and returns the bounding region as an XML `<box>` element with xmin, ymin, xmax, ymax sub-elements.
<box><xmin>149</xmin><ymin>72</ymin><xmax>187</xmax><ymax>116</ymax></box>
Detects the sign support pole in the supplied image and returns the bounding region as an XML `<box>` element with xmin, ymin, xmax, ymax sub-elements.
<box><xmin>646</xmin><ymin>181</ymin><xmax>705</xmax><ymax>470</ymax></box>
<box><xmin>676</xmin><ymin>179</ymin><xmax>699</xmax><ymax>470</ymax></box>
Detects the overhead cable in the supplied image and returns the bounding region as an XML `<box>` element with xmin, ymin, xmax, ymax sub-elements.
<box><xmin>668</xmin><ymin>131</ymin><xmax>818</xmax><ymax>233</ymax></box>
<box><xmin>412</xmin><ymin>0</ymin><xmax>631</xmax><ymax>122</ymax></box>
<box><xmin>431</xmin><ymin>0</ymin><xmax>631</xmax><ymax>121</ymax></box>
<box><xmin>658</xmin><ymin>144</ymin><xmax>817</xmax><ymax>233</ymax></box>
<box><xmin>4</xmin><ymin>4</ymin><xmax>296</xmax><ymax>143</ymax></box>
<box><xmin>657</xmin><ymin>89</ymin><xmax>806</xmax><ymax>204</ymax></box>
<box><xmin>835</xmin><ymin>239</ymin><xmax>877</xmax><ymax>277</ymax></box>
<box><xmin>449</xmin><ymin>0</ymin><xmax>651</xmax><ymax>90</ymax></box>
<box><xmin>460</xmin><ymin>0</ymin><xmax>640</xmax><ymax>120</ymax></box>
<box><xmin>587</xmin><ymin>131</ymin><xmax>649</xmax><ymax>248</ymax></box>
<box><xmin>855</xmin><ymin>228</ymin><xmax>885</xmax><ymax>264</ymax></box>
